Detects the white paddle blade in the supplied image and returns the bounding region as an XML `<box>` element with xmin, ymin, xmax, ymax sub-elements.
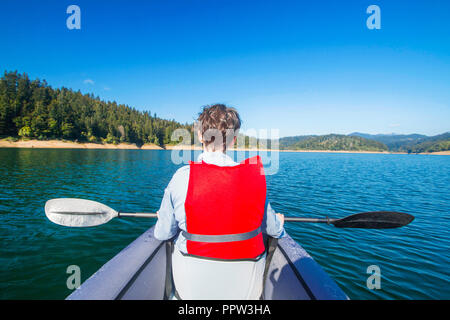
<box><xmin>45</xmin><ymin>198</ymin><xmax>118</xmax><ymax>227</ymax></box>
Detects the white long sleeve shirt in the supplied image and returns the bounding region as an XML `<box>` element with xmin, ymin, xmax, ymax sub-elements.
<box><xmin>154</xmin><ymin>151</ymin><xmax>285</xmax><ymax>254</ymax></box>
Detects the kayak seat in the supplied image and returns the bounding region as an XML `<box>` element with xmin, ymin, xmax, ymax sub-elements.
<box><xmin>171</xmin><ymin>248</ymin><xmax>266</xmax><ymax>300</ymax></box>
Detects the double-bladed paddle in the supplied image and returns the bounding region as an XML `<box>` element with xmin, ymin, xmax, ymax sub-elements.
<box><xmin>44</xmin><ymin>198</ymin><xmax>414</xmax><ymax>229</ymax></box>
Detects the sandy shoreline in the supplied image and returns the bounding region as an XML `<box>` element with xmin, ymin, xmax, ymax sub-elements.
<box><xmin>0</xmin><ymin>139</ymin><xmax>448</xmax><ymax>155</ymax></box>
<box><xmin>145</xmin><ymin>145</ymin><xmax>394</xmax><ymax>154</ymax></box>
<box><xmin>151</xmin><ymin>144</ymin><xmax>450</xmax><ymax>155</ymax></box>
<box><xmin>0</xmin><ymin>139</ymin><xmax>162</xmax><ymax>150</ymax></box>
<box><xmin>419</xmin><ymin>150</ymin><xmax>450</xmax><ymax>155</ymax></box>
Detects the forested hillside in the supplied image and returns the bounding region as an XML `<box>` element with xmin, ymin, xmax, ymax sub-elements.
<box><xmin>0</xmin><ymin>71</ymin><xmax>192</xmax><ymax>146</ymax></box>
<box><xmin>278</xmin><ymin>134</ymin><xmax>388</xmax><ymax>151</ymax></box>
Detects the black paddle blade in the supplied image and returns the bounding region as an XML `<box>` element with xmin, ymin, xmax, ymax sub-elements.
<box><xmin>332</xmin><ymin>211</ymin><xmax>414</xmax><ymax>229</ymax></box>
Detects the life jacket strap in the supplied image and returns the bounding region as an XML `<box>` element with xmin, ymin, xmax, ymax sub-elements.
<box><xmin>182</xmin><ymin>226</ymin><xmax>261</xmax><ymax>243</ymax></box>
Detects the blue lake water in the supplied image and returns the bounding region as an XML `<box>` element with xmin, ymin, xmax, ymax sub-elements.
<box><xmin>0</xmin><ymin>148</ymin><xmax>449</xmax><ymax>299</ymax></box>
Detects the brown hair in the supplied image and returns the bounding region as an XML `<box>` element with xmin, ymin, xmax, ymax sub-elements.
<box><xmin>196</xmin><ymin>104</ymin><xmax>241</xmax><ymax>151</ymax></box>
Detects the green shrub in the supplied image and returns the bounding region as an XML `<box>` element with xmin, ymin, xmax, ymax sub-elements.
<box><xmin>4</xmin><ymin>136</ymin><xmax>19</xmax><ymax>142</ymax></box>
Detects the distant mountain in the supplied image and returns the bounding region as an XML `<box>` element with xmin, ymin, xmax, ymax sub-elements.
<box><xmin>398</xmin><ymin>132</ymin><xmax>450</xmax><ymax>153</ymax></box>
<box><xmin>348</xmin><ymin>132</ymin><xmax>450</xmax><ymax>153</ymax></box>
<box><xmin>278</xmin><ymin>134</ymin><xmax>388</xmax><ymax>152</ymax></box>
<box><xmin>348</xmin><ymin>132</ymin><xmax>428</xmax><ymax>150</ymax></box>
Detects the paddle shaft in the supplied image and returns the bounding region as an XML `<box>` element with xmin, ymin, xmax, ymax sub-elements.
<box><xmin>118</xmin><ymin>212</ymin><xmax>336</xmax><ymax>224</ymax></box>
<box><xmin>284</xmin><ymin>217</ymin><xmax>336</xmax><ymax>223</ymax></box>
<box><xmin>118</xmin><ymin>212</ymin><xmax>158</xmax><ymax>218</ymax></box>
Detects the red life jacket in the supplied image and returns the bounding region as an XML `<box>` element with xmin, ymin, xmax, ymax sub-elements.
<box><xmin>184</xmin><ymin>155</ymin><xmax>266</xmax><ymax>260</ymax></box>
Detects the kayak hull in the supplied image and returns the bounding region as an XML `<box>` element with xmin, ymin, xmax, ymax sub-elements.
<box><xmin>67</xmin><ymin>227</ymin><xmax>348</xmax><ymax>300</ymax></box>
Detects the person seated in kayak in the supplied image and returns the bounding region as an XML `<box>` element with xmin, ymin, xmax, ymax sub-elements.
<box><xmin>154</xmin><ymin>104</ymin><xmax>285</xmax><ymax>299</ymax></box>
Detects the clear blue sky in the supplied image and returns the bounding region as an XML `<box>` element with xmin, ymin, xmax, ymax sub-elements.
<box><xmin>1</xmin><ymin>0</ymin><xmax>449</xmax><ymax>137</ymax></box>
